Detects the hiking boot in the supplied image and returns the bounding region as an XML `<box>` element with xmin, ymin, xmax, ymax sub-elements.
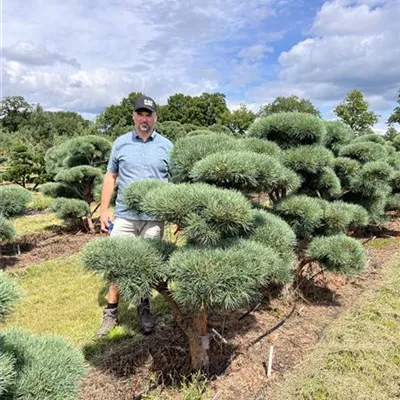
<box><xmin>95</xmin><ymin>307</ymin><xmax>118</xmax><ymax>337</ymax></box>
<box><xmin>137</xmin><ymin>298</ymin><xmax>155</xmax><ymax>335</ymax></box>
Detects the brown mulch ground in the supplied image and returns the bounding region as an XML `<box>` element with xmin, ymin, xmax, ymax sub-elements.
<box><xmin>0</xmin><ymin>230</ymin><xmax>97</xmax><ymax>270</ymax></box>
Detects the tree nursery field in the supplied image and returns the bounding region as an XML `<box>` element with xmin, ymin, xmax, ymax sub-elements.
<box><xmin>1</xmin><ymin>109</ymin><xmax>400</xmax><ymax>399</ymax></box>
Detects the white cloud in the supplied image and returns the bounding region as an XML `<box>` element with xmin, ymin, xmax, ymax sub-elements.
<box><xmin>246</xmin><ymin>0</ymin><xmax>400</xmax><ymax>124</ymax></box>
<box><xmin>2</xmin><ymin>41</ymin><xmax>80</xmax><ymax>68</ymax></box>
<box><xmin>2</xmin><ymin>0</ymin><xmax>287</xmax><ymax>113</ymax></box>
<box><xmin>311</xmin><ymin>1</ymin><xmax>384</xmax><ymax>35</ymax></box>
<box><xmin>238</xmin><ymin>44</ymin><xmax>274</xmax><ymax>61</ymax></box>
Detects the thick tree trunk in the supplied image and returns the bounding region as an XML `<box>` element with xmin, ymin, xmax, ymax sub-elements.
<box><xmin>157</xmin><ymin>284</ymin><xmax>210</xmax><ymax>372</ymax></box>
<box><xmin>185</xmin><ymin>306</ymin><xmax>209</xmax><ymax>372</ymax></box>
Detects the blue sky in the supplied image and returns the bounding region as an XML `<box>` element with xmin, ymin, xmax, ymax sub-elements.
<box><xmin>2</xmin><ymin>0</ymin><xmax>399</xmax><ymax>132</ymax></box>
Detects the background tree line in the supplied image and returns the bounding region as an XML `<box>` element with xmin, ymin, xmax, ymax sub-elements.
<box><xmin>1</xmin><ymin>89</ymin><xmax>399</xmax><ymax>190</ymax></box>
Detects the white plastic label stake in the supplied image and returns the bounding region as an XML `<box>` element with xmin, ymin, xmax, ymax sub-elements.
<box><xmin>267</xmin><ymin>345</ymin><xmax>274</xmax><ymax>377</ymax></box>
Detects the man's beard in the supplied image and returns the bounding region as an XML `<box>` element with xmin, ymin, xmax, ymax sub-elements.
<box><xmin>139</xmin><ymin>123</ymin><xmax>150</xmax><ymax>132</ymax></box>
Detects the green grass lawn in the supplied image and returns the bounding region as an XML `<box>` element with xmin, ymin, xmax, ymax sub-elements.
<box><xmin>4</xmin><ymin>256</ymin><xmax>104</xmax><ymax>346</ymax></box>
<box><xmin>12</xmin><ymin>212</ymin><xmax>64</xmax><ymax>236</ymax></box>
<box><xmin>3</xmin><ymin>255</ymin><xmax>174</xmax><ymax>348</ymax></box>
<box><xmin>261</xmin><ymin>255</ymin><xmax>400</xmax><ymax>400</ymax></box>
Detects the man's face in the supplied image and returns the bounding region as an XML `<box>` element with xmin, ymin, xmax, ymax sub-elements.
<box><xmin>132</xmin><ymin>109</ymin><xmax>157</xmax><ymax>134</ymax></box>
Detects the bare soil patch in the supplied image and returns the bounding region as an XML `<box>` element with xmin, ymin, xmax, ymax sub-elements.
<box><xmin>0</xmin><ymin>229</ymin><xmax>97</xmax><ymax>270</ymax></box>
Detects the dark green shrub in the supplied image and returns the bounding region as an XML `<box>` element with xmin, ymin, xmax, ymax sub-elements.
<box><xmin>189</xmin><ymin>151</ymin><xmax>300</xmax><ymax>196</ymax></box>
<box><xmin>387</xmin><ymin>152</ymin><xmax>400</xmax><ymax>170</ymax></box>
<box><xmin>39</xmin><ymin>182</ymin><xmax>80</xmax><ymax>199</ymax></box>
<box><xmin>208</xmin><ymin>124</ymin><xmax>232</xmax><ymax>135</ymax></box>
<box><xmin>317</xmin><ymin>200</ymin><xmax>353</xmax><ymax>235</ymax></box>
<box><xmin>51</xmin><ymin>198</ymin><xmax>89</xmax><ymax>225</ymax></box>
<box><xmin>0</xmin><ymin>186</ymin><xmax>32</xmax><ymax>217</ymax></box>
<box><xmin>156</xmin><ymin>121</ymin><xmax>186</xmax><ymax>142</ymax></box>
<box><xmin>274</xmin><ymin>195</ymin><xmax>324</xmax><ymax>238</ymax></box>
<box><xmin>316</xmin><ymin>167</ymin><xmax>342</xmax><ymax>198</ymax></box>
<box><xmin>248</xmin><ymin>112</ymin><xmax>326</xmax><ymax>148</ymax></box>
<box><xmin>167</xmin><ymin>240</ymin><xmax>291</xmax><ymax>311</ymax></box>
<box><xmin>139</xmin><ymin>183</ymin><xmax>254</xmax><ymax>245</ymax></box>
<box><xmin>307</xmin><ymin>235</ymin><xmax>366</xmax><ymax>276</ymax></box>
<box><xmin>0</xmin><ymin>273</ymin><xmax>19</xmax><ymax>322</ymax></box>
<box><xmin>343</xmin><ymin>189</ymin><xmax>389</xmax><ymax>224</ymax></box>
<box><xmin>182</xmin><ymin>123</ymin><xmax>204</xmax><ymax>133</ymax></box>
<box><xmin>392</xmin><ymin>135</ymin><xmax>400</xmax><ymax>151</ymax></box>
<box><xmin>82</xmin><ymin>236</ymin><xmax>170</xmax><ymax>304</ymax></box>
<box><xmin>0</xmin><ymin>329</ymin><xmax>85</xmax><ymax>400</ymax></box>
<box><xmin>45</xmin><ymin>135</ymin><xmax>112</xmax><ymax>176</ymax></box>
<box><xmin>283</xmin><ymin>146</ymin><xmax>334</xmax><ymax>174</ymax></box>
<box><xmin>235</xmin><ymin>137</ymin><xmax>281</xmax><ymax>157</ymax></box>
<box><xmin>333</xmin><ymin>157</ymin><xmax>361</xmax><ymax>190</ymax></box>
<box><xmin>186</xmin><ymin>129</ymin><xmax>217</xmax><ymax>137</ymax></box>
<box><xmin>352</xmin><ymin>133</ymin><xmax>386</xmax><ymax>145</ymax></box>
<box><xmin>281</xmin><ymin>147</ymin><xmax>341</xmax><ymax>198</ymax></box>
<box><xmin>340</xmin><ymin>202</ymin><xmax>370</xmax><ymax>229</ymax></box>
<box><xmin>315</xmin><ymin>200</ymin><xmax>368</xmax><ymax>234</ymax></box>
<box><xmin>350</xmin><ymin>161</ymin><xmax>394</xmax><ymax>195</ymax></box>
<box><xmin>338</xmin><ymin>142</ymin><xmax>388</xmax><ymax>163</ymax></box>
<box><xmin>386</xmin><ymin>194</ymin><xmax>400</xmax><ymax>211</ymax></box>
<box><xmin>249</xmin><ymin>209</ymin><xmax>296</xmax><ymax>264</ymax></box>
<box><xmin>170</xmin><ymin>134</ymin><xmax>234</xmax><ymax>182</ymax></box>
<box><xmin>43</xmin><ymin>136</ymin><xmax>111</xmax><ymax>231</ymax></box>
<box><xmin>54</xmin><ymin>166</ymin><xmax>103</xmax><ymax>204</ymax></box>
<box><xmin>324</xmin><ymin>120</ymin><xmax>355</xmax><ymax>154</ymax></box>
<box><xmin>122</xmin><ymin>180</ymin><xmax>168</xmax><ymax>213</ymax></box>
<box><xmin>0</xmin><ymin>216</ymin><xmax>15</xmax><ymax>242</ymax></box>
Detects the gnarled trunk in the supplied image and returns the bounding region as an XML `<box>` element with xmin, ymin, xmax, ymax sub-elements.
<box><xmin>157</xmin><ymin>284</ymin><xmax>210</xmax><ymax>372</ymax></box>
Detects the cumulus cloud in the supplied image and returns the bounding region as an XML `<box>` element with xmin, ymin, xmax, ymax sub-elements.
<box><xmin>1</xmin><ymin>0</ymin><xmax>289</xmax><ymax>113</ymax></box>
<box><xmin>2</xmin><ymin>41</ymin><xmax>80</xmax><ymax>68</ymax></box>
<box><xmin>247</xmin><ymin>0</ymin><xmax>400</xmax><ymax>120</ymax></box>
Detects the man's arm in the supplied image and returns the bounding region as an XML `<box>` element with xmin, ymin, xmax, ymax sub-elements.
<box><xmin>100</xmin><ymin>171</ymin><xmax>118</xmax><ymax>232</ymax></box>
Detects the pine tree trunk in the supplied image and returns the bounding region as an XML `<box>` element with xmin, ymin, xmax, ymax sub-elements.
<box><xmin>185</xmin><ymin>306</ymin><xmax>209</xmax><ymax>372</ymax></box>
<box><xmin>157</xmin><ymin>284</ymin><xmax>210</xmax><ymax>372</ymax></box>
<box><xmin>86</xmin><ymin>212</ymin><xmax>95</xmax><ymax>233</ymax></box>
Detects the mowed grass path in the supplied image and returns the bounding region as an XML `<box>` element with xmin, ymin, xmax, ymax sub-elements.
<box><xmin>261</xmin><ymin>255</ymin><xmax>400</xmax><ymax>400</ymax></box>
<box><xmin>4</xmin><ymin>256</ymin><xmax>105</xmax><ymax>346</ymax></box>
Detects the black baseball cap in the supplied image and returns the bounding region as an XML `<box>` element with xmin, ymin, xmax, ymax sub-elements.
<box><xmin>134</xmin><ymin>95</ymin><xmax>157</xmax><ymax>113</ymax></box>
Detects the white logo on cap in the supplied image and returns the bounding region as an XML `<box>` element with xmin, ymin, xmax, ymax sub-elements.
<box><xmin>144</xmin><ymin>99</ymin><xmax>154</xmax><ymax>107</ymax></box>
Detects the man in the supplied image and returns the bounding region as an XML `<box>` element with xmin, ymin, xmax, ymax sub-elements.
<box><xmin>97</xmin><ymin>95</ymin><xmax>173</xmax><ymax>337</ymax></box>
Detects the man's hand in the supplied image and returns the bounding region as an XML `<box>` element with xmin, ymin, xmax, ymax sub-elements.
<box><xmin>100</xmin><ymin>211</ymin><xmax>114</xmax><ymax>233</ymax></box>
<box><xmin>100</xmin><ymin>171</ymin><xmax>117</xmax><ymax>233</ymax></box>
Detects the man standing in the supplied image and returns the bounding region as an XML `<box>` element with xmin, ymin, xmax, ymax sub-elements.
<box><xmin>97</xmin><ymin>95</ymin><xmax>173</xmax><ymax>337</ymax></box>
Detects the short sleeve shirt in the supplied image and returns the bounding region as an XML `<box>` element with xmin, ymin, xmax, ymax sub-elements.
<box><xmin>107</xmin><ymin>130</ymin><xmax>174</xmax><ymax>220</ymax></box>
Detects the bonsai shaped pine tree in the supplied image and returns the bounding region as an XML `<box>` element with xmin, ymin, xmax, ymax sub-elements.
<box><xmin>40</xmin><ymin>135</ymin><xmax>112</xmax><ymax>232</ymax></box>
<box><xmin>82</xmin><ymin>181</ymin><xmax>296</xmax><ymax>371</ymax></box>
<box><xmin>247</xmin><ymin>112</ymin><xmax>371</xmax><ymax>261</ymax></box>
<box><xmin>0</xmin><ymin>273</ymin><xmax>85</xmax><ymax>399</ymax></box>
<box><xmin>82</xmin><ymin>114</ymin><xmax>377</xmax><ymax>372</ymax></box>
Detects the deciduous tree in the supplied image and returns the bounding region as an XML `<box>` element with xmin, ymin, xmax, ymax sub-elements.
<box><xmin>334</xmin><ymin>89</ymin><xmax>379</xmax><ymax>134</ymax></box>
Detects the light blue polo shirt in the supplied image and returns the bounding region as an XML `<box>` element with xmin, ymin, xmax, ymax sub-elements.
<box><xmin>107</xmin><ymin>130</ymin><xmax>173</xmax><ymax>220</ymax></box>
